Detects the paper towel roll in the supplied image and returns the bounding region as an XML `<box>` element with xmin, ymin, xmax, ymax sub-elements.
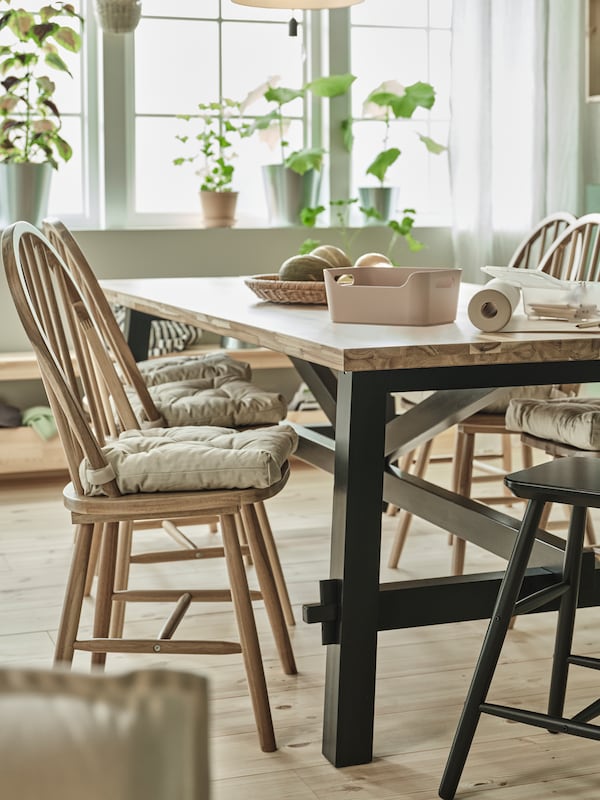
<box><xmin>468</xmin><ymin>280</ymin><xmax>521</xmax><ymax>332</ymax></box>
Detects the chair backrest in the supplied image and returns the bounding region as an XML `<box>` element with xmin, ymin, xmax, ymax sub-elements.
<box><xmin>2</xmin><ymin>221</ymin><xmax>140</xmax><ymax>495</ymax></box>
<box><xmin>42</xmin><ymin>217</ymin><xmax>163</xmax><ymax>426</ymax></box>
<box><xmin>0</xmin><ymin>667</ymin><xmax>210</xmax><ymax>800</ymax></box>
<box><xmin>537</xmin><ymin>212</ymin><xmax>600</xmax><ymax>280</ymax></box>
<box><xmin>507</xmin><ymin>211</ymin><xmax>576</xmax><ymax>269</ymax></box>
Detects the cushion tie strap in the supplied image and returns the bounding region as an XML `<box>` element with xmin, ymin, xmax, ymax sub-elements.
<box><xmin>86</xmin><ymin>464</ymin><xmax>116</xmax><ymax>485</ymax></box>
<box><xmin>141</xmin><ymin>417</ymin><xmax>166</xmax><ymax>429</ymax></box>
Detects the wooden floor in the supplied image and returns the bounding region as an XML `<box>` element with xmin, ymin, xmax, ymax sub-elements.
<box><xmin>1</xmin><ymin>449</ymin><xmax>600</xmax><ymax>799</ymax></box>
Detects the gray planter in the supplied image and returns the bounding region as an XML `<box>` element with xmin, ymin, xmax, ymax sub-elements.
<box><xmin>262</xmin><ymin>164</ymin><xmax>320</xmax><ymax>226</ymax></box>
<box><xmin>358</xmin><ymin>186</ymin><xmax>400</xmax><ymax>223</ymax></box>
<box><xmin>0</xmin><ymin>162</ymin><xmax>52</xmax><ymax>227</ymax></box>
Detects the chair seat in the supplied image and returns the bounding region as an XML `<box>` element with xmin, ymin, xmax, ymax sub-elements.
<box><xmin>506</xmin><ymin>396</ymin><xmax>600</xmax><ymax>450</ymax></box>
<box><xmin>505</xmin><ymin>455</ymin><xmax>600</xmax><ymax>506</ymax></box>
<box><xmin>128</xmin><ymin>376</ymin><xmax>288</xmax><ymax>427</ymax></box>
<box><xmin>137</xmin><ymin>351</ymin><xmax>251</xmax><ymax>386</ymax></box>
<box><xmin>79</xmin><ymin>424</ymin><xmax>298</xmax><ymax>496</ymax></box>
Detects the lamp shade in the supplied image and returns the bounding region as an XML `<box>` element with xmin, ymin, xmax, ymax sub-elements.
<box><xmin>231</xmin><ymin>0</ymin><xmax>363</xmax><ymax>8</ymax></box>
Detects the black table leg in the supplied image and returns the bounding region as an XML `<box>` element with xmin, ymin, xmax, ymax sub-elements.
<box><xmin>125</xmin><ymin>308</ymin><xmax>155</xmax><ymax>361</ymax></box>
<box><xmin>322</xmin><ymin>371</ymin><xmax>388</xmax><ymax>767</ymax></box>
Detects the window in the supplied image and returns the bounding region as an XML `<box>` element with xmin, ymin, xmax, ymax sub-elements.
<box><xmin>350</xmin><ymin>0</ymin><xmax>452</xmax><ymax>225</ymax></box>
<box><xmin>44</xmin><ymin>0</ymin><xmax>452</xmax><ymax>229</ymax></box>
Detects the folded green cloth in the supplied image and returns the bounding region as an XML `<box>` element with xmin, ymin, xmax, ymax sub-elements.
<box><xmin>21</xmin><ymin>406</ymin><xmax>58</xmax><ymax>441</ymax></box>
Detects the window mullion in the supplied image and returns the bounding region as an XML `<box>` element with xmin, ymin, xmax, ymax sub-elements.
<box><xmin>102</xmin><ymin>32</ymin><xmax>135</xmax><ymax>228</ymax></box>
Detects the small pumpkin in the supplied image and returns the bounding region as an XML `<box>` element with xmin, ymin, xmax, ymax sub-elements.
<box><xmin>278</xmin><ymin>254</ymin><xmax>330</xmax><ymax>282</ymax></box>
<box><xmin>354</xmin><ymin>252</ymin><xmax>392</xmax><ymax>267</ymax></box>
<box><xmin>310</xmin><ymin>244</ymin><xmax>352</xmax><ymax>268</ymax></box>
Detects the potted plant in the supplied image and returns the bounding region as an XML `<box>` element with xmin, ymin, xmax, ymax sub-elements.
<box><xmin>0</xmin><ymin>1</ymin><xmax>82</xmax><ymax>226</ymax></box>
<box><xmin>242</xmin><ymin>73</ymin><xmax>355</xmax><ymax>226</ymax></box>
<box><xmin>355</xmin><ymin>79</ymin><xmax>446</xmax><ymax>222</ymax></box>
<box><xmin>173</xmin><ymin>97</ymin><xmax>248</xmax><ymax>228</ymax></box>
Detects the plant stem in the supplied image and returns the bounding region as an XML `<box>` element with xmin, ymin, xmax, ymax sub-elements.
<box><xmin>24</xmin><ymin>67</ymin><xmax>33</xmax><ymax>160</ymax></box>
<box><xmin>277</xmin><ymin>102</ymin><xmax>285</xmax><ymax>164</ymax></box>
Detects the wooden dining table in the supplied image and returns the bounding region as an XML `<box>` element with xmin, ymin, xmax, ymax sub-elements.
<box><xmin>102</xmin><ymin>275</ymin><xmax>600</xmax><ymax>768</ymax></box>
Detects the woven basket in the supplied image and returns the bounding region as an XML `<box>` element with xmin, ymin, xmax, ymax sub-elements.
<box><xmin>244</xmin><ymin>274</ymin><xmax>327</xmax><ymax>305</ymax></box>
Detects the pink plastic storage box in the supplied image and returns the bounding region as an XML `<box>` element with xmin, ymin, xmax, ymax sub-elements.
<box><xmin>323</xmin><ymin>266</ymin><xmax>462</xmax><ymax>325</ymax></box>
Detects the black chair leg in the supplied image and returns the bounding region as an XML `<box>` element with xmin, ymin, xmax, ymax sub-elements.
<box><xmin>439</xmin><ymin>498</ymin><xmax>545</xmax><ymax>800</ymax></box>
<box><xmin>548</xmin><ymin>506</ymin><xmax>587</xmax><ymax>720</ymax></box>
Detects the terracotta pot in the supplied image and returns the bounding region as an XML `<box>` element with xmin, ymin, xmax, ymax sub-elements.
<box><xmin>199</xmin><ymin>191</ymin><xmax>238</xmax><ymax>228</ymax></box>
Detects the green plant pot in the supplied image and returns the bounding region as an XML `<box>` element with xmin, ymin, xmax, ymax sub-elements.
<box><xmin>262</xmin><ymin>165</ymin><xmax>320</xmax><ymax>227</ymax></box>
<box><xmin>358</xmin><ymin>186</ymin><xmax>399</xmax><ymax>224</ymax></box>
<box><xmin>0</xmin><ymin>162</ymin><xmax>52</xmax><ymax>227</ymax></box>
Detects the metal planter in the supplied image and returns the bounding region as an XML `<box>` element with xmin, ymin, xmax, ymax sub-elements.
<box><xmin>0</xmin><ymin>162</ymin><xmax>53</xmax><ymax>227</ymax></box>
<box><xmin>262</xmin><ymin>165</ymin><xmax>320</xmax><ymax>227</ymax></box>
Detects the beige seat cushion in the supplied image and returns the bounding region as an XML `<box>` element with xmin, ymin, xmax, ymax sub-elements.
<box><xmin>506</xmin><ymin>396</ymin><xmax>600</xmax><ymax>451</ymax></box>
<box><xmin>398</xmin><ymin>384</ymin><xmax>575</xmax><ymax>414</ymax></box>
<box><xmin>80</xmin><ymin>423</ymin><xmax>298</xmax><ymax>495</ymax></box>
<box><xmin>137</xmin><ymin>351</ymin><xmax>251</xmax><ymax>386</ymax></box>
<box><xmin>0</xmin><ymin>668</ymin><xmax>209</xmax><ymax>800</ymax></box>
<box><xmin>128</xmin><ymin>375</ymin><xmax>287</xmax><ymax>427</ymax></box>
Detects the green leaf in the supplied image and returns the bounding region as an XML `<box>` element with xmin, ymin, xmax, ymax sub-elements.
<box><xmin>299</xmin><ymin>206</ymin><xmax>325</xmax><ymax>227</ymax></box>
<box><xmin>341</xmin><ymin>117</ymin><xmax>353</xmax><ymax>152</ymax></box>
<box><xmin>360</xmin><ymin>205</ymin><xmax>383</xmax><ymax>221</ymax></box>
<box><xmin>264</xmin><ymin>86</ymin><xmax>304</xmax><ymax>106</ymax></box>
<box><xmin>44</xmin><ymin>50</ymin><xmax>71</xmax><ymax>75</ymax></box>
<box><xmin>285</xmin><ymin>147</ymin><xmax>323</xmax><ymax>175</ymax></box>
<box><xmin>243</xmin><ymin>110</ymin><xmax>279</xmax><ymax>135</ymax></box>
<box><xmin>365</xmin><ymin>147</ymin><xmax>400</xmax><ymax>183</ymax></box>
<box><xmin>404</xmin><ymin>81</ymin><xmax>436</xmax><ymax>110</ymax></box>
<box><xmin>306</xmin><ymin>73</ymin><xmax>355</xmax><ymax>97</ymax></box>
<box><xmin>299</xmin><ymin>237</ymin><xmax>321</xmax><ymax>254</ymax></box>
<box><xmin>418</xmin><ymin>133</ymin><xmax>446</xmax><ymax>154</ymax></box>
<box><xmin>54</xmin><ymin>133</ymin><xmax>72</xmax><ymax>162</ymax></box>
<box><xmin>53</xmin><ymin>26</ymin><xmax>81</xmax><ymax>53</ymax></box>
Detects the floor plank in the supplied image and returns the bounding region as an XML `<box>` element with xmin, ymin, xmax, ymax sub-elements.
<box><xmin>1</xmin><ymin>456</ymin><xmax>599</xmax><ymax>799</ymax></box>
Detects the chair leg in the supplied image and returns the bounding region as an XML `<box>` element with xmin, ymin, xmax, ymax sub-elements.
<box><xmin>387</xmin><ymin>440</ymin><xmax>434</xmax><ymax>568</ymax></box>
<box><xmin>254</xmin><ymin>499</ymin><xmax>295</xmax><ymax>626</ymax></box>
<box><xmin>241</xmin><ymin>503</ymin><xmax>297</xmax><ymax>676</ymax></box>
<box><xmin>451</xmin><ymin>432</ymin><xmax>475</xmax><ymax>575</ymax></box>
<box><xmin>109</xmin><ymin>520</ymin><xmax>133</xmax><ymax>638</ymax></box>
<box><xmin>54</xmin><ymin>523</ymin><xmax>95</xmax><ymax>665</ymax></box>
<box><xmin>235</xmin><ymin>511</ymin><xmax>253</xmax><ymax>566</ymax></box>
<box><xmin>448</xmin><ymin>430</ymin><xmax>466</xmax><ymax>547</ymax></box>
<box><xmin>548</xmin><ymin>506</ymin><xmax>587</xmax><ymax>719</ymax></box>
<box><xmin>91</xmin><ymin>520</ymin><xmax>119</xmax><ymax>669</ymax></box>
<box><xmin>220</xmin><ymin>512</ymin><xmax>276</xmax><ymax>753</ymax></box>
<box><xmin>439</xmin><ymin>498</ymin><xmax>545</xmax><ymax>800</ymax></box>
<box><xmin>83</xmin><ymin>522</ymin><xmax>103</xmax><ymax>596</ymax></box>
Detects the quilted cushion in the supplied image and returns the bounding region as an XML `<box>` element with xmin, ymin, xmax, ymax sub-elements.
<box><xmin>506</xmin><ymin>397</ymin><xmax>600</xmax><ymax>451</ymax></box>
<box><xmin>80</xmin><ymin>424</ymin><xmax>298</xmax><ymax>496</ymax></box>
<box><xmin>128</xmin><ymin>376</ymin><xmax>287</xmax><ymax>427</ymax></box>
<box><xmin>398</xmin><ymin>384</ymin><xmax>575</xmax><ymax>413</ymax></box>
<box><xmin>137</xmin><ymin>352</ymin><xmax>251</xmax><ymax>386</ymax></box>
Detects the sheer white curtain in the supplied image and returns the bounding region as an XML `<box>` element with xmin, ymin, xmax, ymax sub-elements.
<box><xmin>449</xmin><ymin>0</ymin><xmax>583</xmax><ymax>282</ymax></box>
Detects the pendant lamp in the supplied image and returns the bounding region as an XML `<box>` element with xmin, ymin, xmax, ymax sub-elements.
<box><xmin>231</xmin><ymin>1</ymin><xmax>363</xmax><ymax>8</ymax></box>
<box><xmin>94</xmin><ymin>0</ymin><xmax>142</xmax><ymax>33</ymax></box>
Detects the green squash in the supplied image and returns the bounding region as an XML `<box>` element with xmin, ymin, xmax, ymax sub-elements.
<box><xmin>310</xmin><ymin>244</ymin><xmax>352</xmax><ymax>268</ymax></box>
<box><xmin>278</xmin><ymin>254</ymin><xmax>330</xmax><ymax>282</ymax></box>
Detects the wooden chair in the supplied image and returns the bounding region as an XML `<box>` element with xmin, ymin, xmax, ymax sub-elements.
<box><xmin>0</xmin><ymin>667</ymin><xmax>209</xmax><ymax>800</ymax></box>
<box><xmin>439</xmin><ymin>457</ymin><xmax>600</xmax><ymax>799</ymax></box>
<box><xmin>2</xmin><ymin>221</ymin><xmax>299</xmax><ymax>752</ymax></box>
<box><xmin>42</xmin><ymin>217</ymin><xmax>295</xmax><ymax>629</ymax></box>
<box><xmin>388</xmin><ymin>211</ymin><xmax>578</xmax><ymax>573</ymax></box>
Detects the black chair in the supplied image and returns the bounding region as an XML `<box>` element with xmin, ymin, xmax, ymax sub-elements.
<box><xmin>439</xmin><ymin>457</ymin><xmax>600</xmax><ymax>799</ymax></box>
